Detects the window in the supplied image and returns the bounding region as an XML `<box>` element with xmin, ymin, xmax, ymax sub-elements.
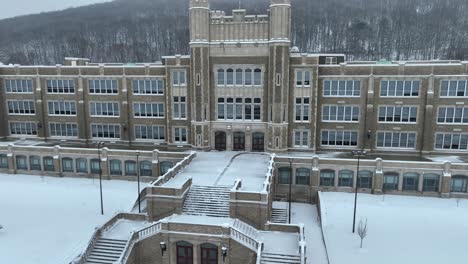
<box><xmin>47</xmin><ymin>79</ymin><xmax>75</xmax><ymax>94</ymax></box>
<box><xmin>43</xmin><ymin>157</ymin><xmax>54</xmax><ymax>172</ymax></box>
<box><xmin>254</xmin><ymin>68</ymin><xmax>262</xmax><ymax>85</ymax></box>
<box><xmin>320</xmin><ymin>170</ymin><xmax>335</xmax><ymax>186</ymax></box>
<box><xmin>88</xmin><ymin>79</ymin><xmax>118</xmax><ymax>94</ymax></box>
<box><xmin>200</xmin><ymin>243</ymin><xmax>218</xmax><ymax>264</ymax></box>
<box><xmin>235</xmin><ymin>69</ymin><xmax>243</xmax><ymax>86</ymax></box>
<box><xmin>16</xmin><ymin>155</ymin><xmax>27</xmax><ymax>170</ymax></box>
<box><xmin>451</xmin><ymin>175</ymin><xmax>467</xmax><ymax>193</ymax></box>
<box><xmin>296</xmin><ymin>70</ymin><xmax>311</xmax><ymax>87</ymax></box>
<box><xmin>378</xmin><ymin>106</ymin><xmax>418</xmax><ymax>123</ymax></box>
<box><xmin>226</xmin><ymin>98</ymin><xmax>234</xmax><ymax>119</ymax></box>
<box><xmin>321</xmin><ymin>130</ymin><xmax>358</xmax><ymax>147</ymax></box>
<box><xmin>49</xmin><ymin>123</ymin><xmax>78</xmax><ymax>137</ymax></box>
<box><xmin>402</xmin><ymin>172</ymin><xmax>419</xmax><ymax>191</ymax></box>
<box><xmin>48</xmin><ymin>101</ymin><xmax>76</xmax><ymax>116</ymax></box>
<box><xmin>160</xmin><ymin>161</ymin><xmax>173</xmax><ymax>175</ymax></box>
<box><xmin>140</xmin><ymin>161</ymin><xmax>152</xmax><ymax>176</ymax></box>
<box><xmin>227</xmin><ymin>69</ymin><xmax>234</xmax><ymax>85</ymax></box>
<box><xmin>323</xmin><ymin>80</ymin><xmax>360</xmax><ymax>97</ymax></box>
<box><xmin>125</xmin><ymin>161</ymin><xmax>137</xmax><ymax>176</ymax></box>
<box><xmin>294</xmin><ymin>130</ymin><xmax>309</xmax><ymax>148</ymax></box>
<box><xmin>383</xmin><ymin>172</ymin><xmax>399</xmax><ymax>191</ymax></box>
<box><xmin>133</xmin><ymin>79</ymin><xmax>164</xmax><ymax>95</ymax></box>
<box><xmin>173</xmin><ymin>96</ymin><xmax>187</xmax><ymax>119</ymax></box>
<box><xmin>133</xmin><ymin>103</ymin><xmax>164</xmax><ymax>118</ymax></box>
<box><xmin>423</xmin><ymin>174</ymin><xmax>440</xmax><ymax>192</ymax></box>
<box><xmin>435</xmin><ymin>133</ymin><xmax>468</xmax><ymax>150</ymax></box>
<box><xmin>172</xmin><ymin>70</ymin><xmax>186</xmax><ymax>86</ymax></box>
<box><xmin>76</xmin><ymin>158</ymin><xmax>88</xmax><ymax>173</ymax></box>
<box><xmin>90</xmin><ymin>102</ymin><xmax>120</xmax><ymax>117</ymax></box>
<box><xmin>357</xmin><ymin>171</ymin><xmax>373</xmax><ymax>189</ymax></box>
<box><xmin>176</xmin><ymin>241</ymin><xmax>193</xmax><ymax>264</ymax></box>
<box><xmin>380</xmin><ymin>80</ymin><xmax>420</xmax><ymax>97</ymax></box>
<box><xmin>5</xmin><ymin>79</ymin><xmax>33</xmax><ymax>93</ymax></box>
<box><xmin>322</xmin><ymin>105</ymin><xmax>359</xmax><ymax>122</ymax></box>
<box><xmin>62</xmin><ymin>158</ymin><xmax>74</xmax><ymax>173</ymax></box>
<box><xmin>135</xmin><ymin>125</ymin><xmax>165</xmax><ymax>140</ymax></box>
<box><xmin>91</xmin><ymin>124</ymin><xmax>120</xmax><ymax>139</ymax></box>
<box><xmin>295</xmin><ymin>97</ymin><xmax>310</xmax><ymax>122</ymax></box>
<box><xmin>377</xmin><ymin>132</ymin><xmax>417</xmax><ymax>149</ymax></box>
<box><xmin>217</xmin><ymin>69</ymin><xmax>225</xmax><ymax>86</ymax></box>
<box><xmin>245</xmin><ymin>69</ymin><xmax>252</xmax><ymax>85</ymax></box>
<box><xmin>296</xmin><ymin>168</ymin><xmax>310</xmax><ymax>185</ymax></box>
<box><xmin>437</xmin><ymin>107</ymin><xmax>468</xmax><ymax>124</ymax></box>
<box><xmin>338</xmin><ymin>170</ymin><xmax>353</xmax><ymax>187</ymax></box>
<box><xmin>29</xmin><ymin>156</ymin><xmax>41</xmax><ymax>171</ymax></box>
<box><xmin>90</xmin><ymin>159</ymin><xmax>101</xmax><ymax>174</ymax></box>
<box><xmin>110</xmin><ymin>160</ymin><xmax>122</xmax><ymax>175</ymax></box>
<box><xmin>10</xmin><ymin>122</ymin><xmax>38</xmax><ymax>136</ymax></box>
<box><xmin>7</xmin><ymin>101</ymin><xmax>35</xmax><ymax>115</ymax></box>
<box><xmin>217</xmin><ymin>97</ymin><xmax>261</xmax><ymax>121</ymax></box>
<box><xmin>325</xmin><ymin>57</ymin><xmax>337</xmax><ymax>65</ymax></box>
<box><xmin>278</xmin><ymin>167</ymin><xmax>291</xmax><ymax>184</ymax></box>
<box><xmin>440</xmin><ymin>80</ymin><xmax>468</xmax><ymax>97</ymax></box>
<box><xmin>174</xmin><ymin>127</ymin><xmax>187</xmax><ymax>144</ymax></box>
<box><xmin>0</xmin><ymin>154</ymin><xmax>8</xmax><ymax>169</ymax></box>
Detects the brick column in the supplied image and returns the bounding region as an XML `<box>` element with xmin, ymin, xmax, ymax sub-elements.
<box><xmin>441</xmin><ymin>162</ymin><xmax>452</xmax><ymax>198</ymax></box>
<box><xmin>398</xmin><ymin>173</ymin><xmax>404</xmax><ymax>191</ymax></box>
<box><xmin>373</xmin><ymin>158</ymin><xmax>383</xmax><ymax>194</ymax></box>
<box><xmin>245</xmin><ymin>128</ymin><xmax>252</xmax><ymax>152</ymax></box>
<box><xmin>227</xmin><ymin>129</ymin><xmax>233</xmax><ymax>151</ymax></box>
<box><xmin>418</xmin><ymin>174</ymin><xmax>424</xmax><ymax>192</ymax></box>
<box><xmin>311</xmin><ymin>156</ymin><xmax>320</xmax><ymax>187</ymax></box>
<box><xmin>152</xmin><ymin>149</ymin><xmax>161</xmax><ymax>177</ymax></box>
<box><xmin>101</xmin><ymin>147</ymin><xmax>110</xmax><ymax>180</ymax></box>
<box><xmin>7</xmin><ymin>144</ymin><xmax>15</xmax><ymax>174</ymax></box>
<box><xmin>53</xmin><ymin>145</ymin><xmax>61</xmax><ymax>176</ymax></box>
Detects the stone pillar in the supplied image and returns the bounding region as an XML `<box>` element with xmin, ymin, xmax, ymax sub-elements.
<box><xmin>227</xmin><ymin>129</ymin><xmax>233</xmax><ymax>151</ymax></box>
<box><xmin>7</xmin><ymin>144</ymin><xmax>15</xmax><ymax>174</ymax></box>
<box><xmin>245</xmin><ymin>128</ymin><xmax>252</xmax><ymax>152</ymax></box>
<box><xmin>373</xmin><ymin>158</ymin><xmax>383</xmax><ymax>194</ymax></box>
<box><xmin>152</xmin><ymin>149</ymin><xmax>161</xmax><ymax>177</ymax></box>
<box><xmin>441</xmin><ymin>162</ymin><xmax>452</xmax><ymax>197</ymax></box>
<box><xmin>53</xmin><ymin>145</ymin><xmax>61</xmax><ymax>176</ymax></box>
<box><xmin>398</xmin><ymin>173</ymin><xmax>404</xmax><ymax>191</ymax></box>
<box><xmin>311</xmin><ymin>156</ymin><xmax>320</xmax><ymax>187</ymax></box>
<box><xmin>418</xmin><ymin>174</ymin><xmax>424</xmax><ymax>192</ymax></box>
<box><xmin>101</xmin><ymin>147</ymin><xmax>110</xmax><ymax>180</ymax></box>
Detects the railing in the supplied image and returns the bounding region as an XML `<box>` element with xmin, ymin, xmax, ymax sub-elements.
<box><xmin>230</xmin><ymin>227</ymin><xmax>259</xmax><ymax>251</ymax></box>
<box><xmin>138</xmin><ymin>222</ymin><xmax>162</xmax><ymax>240</ymax></box>
<box><xmin>262</xmin><ymin>154</ymin><xmax>276</xmax><ymax>193</ymax></box>
<box><xmin>299</xmin><ymin>224</ymin><xmax>307</xmax><ymax>264</ymax></box>
<box><xmin>70</xmin><ymin>228</ymin><xmax>100</xmax><ymax>264</ymax></box>
<box><xmin>232</xmin><ymin>219</ymin><xmax>259</xmax><ymax>239</ymax></box>
<box><xmin>255</xmin><ymin>242</ymin><xmax>264</xmax><ymax>264</ymax></box>
<box><xmin>231</xmin><ymin>179</ymin><xmax>242</xmax><ymax>191</ymax></box>
<box><xmin>115</xmin><ymin>232</ymin><xmax>138</xmax><ymax>264</ymax></box>
<box><xmin>150</xmin><ymin>151</ymin><xmax>196</xmax><ymax>186</ymax></box>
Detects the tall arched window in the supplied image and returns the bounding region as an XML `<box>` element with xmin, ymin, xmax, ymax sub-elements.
<box><xmin>200</xmin><ymin>243</ymin><xmax>218</xmax><ymax>264</ymax></box>
<box><xmin>16</xmin><ymin>155</ymin><xmax>27</xmax><ymax>170</ymax></box>
<box><xmin>338</xmin><ymin>170</ymin><xmax>353</xmax><ymax>187</ymax></box>
<box><xmin>76</xmin><ymin>158</ymin><xmax>88</xmax><ymax>173</ymax></box>
<box><xmin>320</xmin><ymin>170</ymin><xmax>335</xmax><ymax>186</ymax></box>
<box><xmin>245</xmin><ymin>69</ymin><xmax>252</xmax><ymax>85</ymax></box>
<box><xmin>403</xmin><ymin>172</ymin><xmax>419</xmax><ymax>191</ymax></box>
<box><xmin>140</xmin><ymin>161</ymin><xmax>152</xmax><ymax>176</ymax></box>
<box><xmin>43</xmin><ymin>156</ymin><xmax>55</xmax><ymax>172</ymax></box>
<box><xmin>254</xmin><ymin>69</ymin><xmax>262</xmax><ymax>85</ymax></box>
<box><xmin>357</xmin><ymin>171</ymin><xmax>373</xmax><ymax>189</ymax></box>
<box><xmin>90</xmin><ymin>159</ymin><xmax>101</xmax><ymax>174</ymax></box>
<box><xmin>226</xmin><ymin>69</ymin><xmax>234</xmax><ymax>85</ymax></box>
<box><xmin>0</xmin><ymin>154</ymin><xmax>8</xmax><ymax>169</ymax></box>
<box><xmin>451</xmin><ymin>175</ymin><xmax>468</xmax><ymax>193</ymax></box>
<box><xmin>125</xmin><ymin>161</ymin><xmax>137</xmax><ymax>176</ymax></box>
<box><xmin>383</xmin><ymin>172</ymin><xmax>399</xmax><ymax>191</ymax></box>
<box><xmin>422</xmin><ymin>173</ymin><xmax>440</xmax><ymax>192</ymax></box>
<box><xmin>160</xmin><ymin>161</ymin><xmax>173</xmax><ymax>175</ymax></box>
<box><xmin>278</xmin><ymin>167</ymin><xmax>291</xmax><ymax>184</ymax></box>
<box><xmin>29</xmin><ymin>156</ymin><xmax>41</xmax><ymax>171</ymax></box>
<box><xmin>296</xmin><ymin>168</ymin><xmax>310</xmax><ymax>185</ymax></box>
<box><xmin>217</xmin><ymin>69</ymin><xmax>225</xmax><ymax>86</ymax></box>
<box><xmin>110</xmin><ymin>160</ymin><xmax>122</xmax><ymax>175</ymax></box>
<box><xmin>176</xmin><ymin>241</ymin><xmax>193</xmax><ymax>264</ymax></box>
<box><xmin>62</xmin><ymin>158</ymin><xmax>74</xmax><ymax>172</ymax></box>
<box><xmin>235</xmin><ymin>69</ymin><xmax>243</xmax><ymax>85</ymax></box>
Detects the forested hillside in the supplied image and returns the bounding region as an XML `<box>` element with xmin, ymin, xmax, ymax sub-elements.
<box><xmin>0</xmin><ymin>0</ymin><xmax>467</xmax><ymax>65</ymax></box>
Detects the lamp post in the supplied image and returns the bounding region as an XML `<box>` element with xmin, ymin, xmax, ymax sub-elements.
<box><xmin>97</xmin><ymin>141</ymin><xmax>105</xmax><ymax>215</ymax></box>
<box><xmin>136</xmin><ymin>150</ymin><xmax>141</xmax><ymax>213</ymax></box>
<box><xmin>351</xmin><ymin>149</ymin><xmax>367</xmax><ymax>233</ymax></box>
<box><xmin>288</xmin><ymin>157</ymin><xmax>293</xmax><ymax>224</ymax></box>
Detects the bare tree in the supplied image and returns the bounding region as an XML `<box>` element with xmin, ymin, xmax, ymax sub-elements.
<box><xmin>357</xmin><ymin>219</ymin><xmax>368</xmax><ymax>249</ymax></box>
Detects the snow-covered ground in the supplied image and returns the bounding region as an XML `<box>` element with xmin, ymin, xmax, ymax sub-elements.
<box><xmin>320</xmin><ymin>192</ymin><xmax>468</xmax><ymax>264</ymax></box>
<box><xmin>0</xmin><ymin>173</ymin><xmax>139</xmax><ymax>264</ymax></box>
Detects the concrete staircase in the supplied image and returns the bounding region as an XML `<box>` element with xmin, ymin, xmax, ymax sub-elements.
<box><xmin>270</xmin><ymin>208</ymin><xmax>288</xmax><ymax>224</ymax></box>
<box><xmin>260</xmin><ymin>252</ymin><xmax>301</xmax><ymax>264</ymax></box>
<box><xmin>85</xmin><ymin>237</ymin><xmax>127</xmax><ymax>264</ymax></box>
<box><xmin>183</xmin><ymin>185</ymin><xmax>230</xmax><ymax>217</ymax></box>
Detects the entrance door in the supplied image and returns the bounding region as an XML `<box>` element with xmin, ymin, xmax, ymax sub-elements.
<box><xmin>233</xmin><ymin>132</ymin><xmax>245</xmax><ymax>151</ymax></box>
<box><xmin>176</xmin><ymin>241</ymin><xmax>193</xmax><ymax>264</ymax></box>
<box><xmin>215</xmin><ymin>132</ymin><xmax>227</xmax><ymax>151</ymax></box>
<box><xmin>252</xmin><ymin>132</ymin><xmax>265</xmax><ymax>152</ymax></box>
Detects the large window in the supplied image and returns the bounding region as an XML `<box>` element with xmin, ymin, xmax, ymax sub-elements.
<box><xmin>322</xmin><ymin>105</ymin><xmax>359</xmax><ymax>122</ymax></box>
<box><xmin>357</xmin><ymin>171</ymin><xmax>373</xmax><ymax>189</ymax></box>
<box><xmin>62</xmin><ymin>158</ymin><xmax>74</xmax><ymax>173</ymax></box>
<box><xmin>435</xmin><ymin>133</ymin><xmax>468</xmax><ymax>150</ymax></box>
<box><xmin>16</xmin><ymin>155</ymin><xmax>27</xmax><ymax>170</ymax></box>
<box><xmin>133</xmin><ymin>79</ymin><xmax>164</xmax><ymax>95</ymax></box>
<box><xmin>377</xmin><ymin>132</ymin><xmax>417</xmax><ymax>149</ymax></box>
<box><xmin>110</xmin><ymin>160</ymin><xmax>122</xmax><ymax>175</ymax></box>
<box><xmin>140</xmin><ymin>161</ymin><xmax>152</xmax><ymax>176</ymax></box>
<box><xmin>10</xmin><ymin>122</ymin><xmax>38</xmax><ymax>136</ymax></box>
<box><xmin>43</xmin><ymin>157</ymin><xmax>54</xmax><ymax>172</ymax></box>
<box><xmin>200</xmin><ymin>243</ymin><xmax>218</xmax><ymax>264</ymax></box>
<box><xmin>296</xmin><ymin>168</ymin><xmax>310</xmax><ymax>185</ymax></box>
<box><xmin>135</xmin><ymin>125</ymin><xmax>165</xmax><ymax>140</ymax></box>
<box><xmin>295</xmin><ymin>97</ymin><xmax>310</xmax><ymax>122</ymax></box>
<box><xmin>440</xmin><ymin>80</ymin><xmax>468</xmax><ymax>97</ymax></box>
<box><xmin>125</xmin><ymin>161</ymin><xmax>137</xmax><ymax>176</ymax></box>
<box><xmin>160</xmin><ymin>161</ymin><xmax>173</xmax><ymax>175</ymax></box>
<box><xmin>423</xmin><ymin>174</ymin><xmax>440</xmax><ymax>192</ymax></box>
<box><xmin>278</xmin><ymin>167</ymin><xmax>291</xmax><ymax>184</ymax></box>
<box><xmin>380</xmin><ymin>80</ymin><xmax>420</xmax><ymax>97</ymax></box>
<box><xmin>217</xmin><ymin>97</ymin><xmax>261</xmax><ymax>121</ymax></box>
<box><xmin>49</xmin><ymin>123</ymin><xmax>78</xmax><ymax>137</ymax></box>
<box><xmin>174</xmin><ymin>127</ymin><xmax>187</xmax><ymax>144</ymax></box>
<box><xmin>323</xmin><ymin>80</ymin><xmax>360</xmax><ymax>97</ymax></box>
<box><xmin>29</xmin><ymin>156</ymin><xmax>41</xmax><ymax>171</ymax></box>
<box><xmin>172</xmin><ymin>70</ymin><xmax>186</xmax><ymax>86</ymax></box>
<box><xmin>90</xmin><ymin>159</ymin><xmax>101</xmax><ymax>174</ymax></box>
<box><xmin>47</xmin><ymin>79</ymin><xmax>75</xmax><ymax>94</ymax></box>
<box><xmin>176</xmin><ymin>241</ymin><xmax>193</xmax><ymax>264</ymax></box>
<box><xmin>5</xmin><ymin>79</ymin><xmax>33</xmax><ymax>93</ymax></box>
<box><xmin>90</xmin><ymin>102</ymin><xmax>120</xmax><ymax>117</ymax></box>
<box><xmin>321</xmin><ymin>130</ymin><xmax>358</xmax><ymax>147</ymax></box>
<box><xmin>320</xmin><ymin>170</ymin><xmax>335</xmax><ymax>186</ymax></box>
<box><xmin>294</xmin><ymin>130</ymin><xmax>309</xmax><ymax>148</ymax></box>
<box><xmin>88</xmin><ymin>79</ymin><xmax>118</xmax><ymax>94</ymax></box>
<box><xmin>0</xmin><ymin>154</ymin><xmax>8</xmax><ymax>169</ymax></box>
<box><xmin>76</xmin><ymin>158</ymin><xmax>88</xmax><ymax>173</ymax></box>
<box><xmin>437</xmin><ymin>107</ymin><xmax>468</xmax><ymax>124</ymax></box>
<box><xmin>338</xmin><ymin>170</ymin><xmax>353</xmax><ymax>187</ymax></box>
<box><xmin>173</xmin><ymin>96</ymin><xmax>187</xmax><ymax>119</ymax></box>
<box><xmin>91</xmin><ymin>124</ymin><xmax>120</xmax><ymax>139</ymax></box>
<box><xmin>217</xmin><ymin>67</ymin><xmax>262</xmax><ymax>87</ymax></box>
<box><xmin>296</xmin><ymin>70</ymin><xmax>311</xmax><ymax>87</ymax></box>
<box><xmin>7</xmin><ymin>101</ymin><xmax>35</xmax><ymax>115</ymax></box>
<box><xmin>378</xmin><ymin>106</ymin><xmax>418</xmax><ymax>123</ymax></box>
<box><xmin>133</xmin><ymin>103</ymin><xmax>164</xmax><ymax>118</ymax></box>
<box><xmin>48</xmin><ymin>101</ymin><xmax>76</xmax><ymax>116</ymax></box>
<box><xmin>383</xmin><ymin>172</ymin><xmax>399</xmax><ymax>191</ymax></box>
<box><xmin>402</xmin><ymin>172</ymin><xmax>419</xmax><ymax>191</ymax></box>
<box><xmin>451</xmin><ymin>175</ymin><xmax>467</xmax><ymax>193</ymax></box>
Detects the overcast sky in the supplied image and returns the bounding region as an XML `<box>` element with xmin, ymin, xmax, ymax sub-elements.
<box><xmin>0</xmin><ymin>0</ymin><xmax>111</xmax><ymax>20</ymax></box>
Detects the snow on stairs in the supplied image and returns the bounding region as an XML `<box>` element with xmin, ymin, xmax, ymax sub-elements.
<box><xmin>85</xmin><ymin>238</ymin><xmax>127</xmax><ymax>264</ymax></box>
<box><xmin>270</xmin><ymin>208</ymin><xmax>288</xmax><ymax>224</ymax></box>
<box><xmin>260</xmin><ymin>252</ymin><xmax>301</xmax><ymax>264</ymax></box>
<box><xmin>183</xmin><ymin>185</ymin><xmax>230</xmax><ymax>217</ymax></box>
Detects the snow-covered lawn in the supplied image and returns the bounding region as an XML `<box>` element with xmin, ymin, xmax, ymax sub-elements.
<box><xmin>320</xmin><ymin>192</ymin><xmax>468</xmax><ymax>264</ymax></box>
<box><xmin>0</xmin><ymin>174</ymin><xmax>139</xmax><ymax>264</ymax></box>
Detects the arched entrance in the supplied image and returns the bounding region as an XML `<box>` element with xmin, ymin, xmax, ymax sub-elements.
<box><xmin>214</xmin><ymin>131</ymin><xmax>227</xmax><ymax>151</ymax></box>
<box><xmin>233</xmin><ymin>132</ymin><xmax>245</xmax><ymax>151</ymax></box>
<box><xmin>252</xmin><ymin>132</ymin><xmax>265</xmax><ymax>152</ymax></box>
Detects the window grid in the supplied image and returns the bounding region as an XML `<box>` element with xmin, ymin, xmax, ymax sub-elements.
<box><xmin>321</xmin><ymin>130</ymin><xmax>358</xmax><ymax>147</ymax></box>
<box><xmin>174</xmin><ymin>127</ymin><xmax>187</xmax><ymax>144</ymax></box>
<box><xmin>380</xmin><ymin>80</ymin><xmax>420</xmax><ymax>97</ymax></box>
<box><xmin>378</xmin><ymin>106</ymin><xmax>418</xmax><ymax>123</ymax></box>
<box><xmin>132</xmin><ymin>79</ymin><xmax>164</xmax><ymax>95</ymax></box>
<box><xmin>440</xmin><ymin>80</ymin><xmax>468</xmax><ymax>97</ymax></box>
<box><xmin>377</xmin><ymin>131</ymin><xmax>417</xmax><ymax>149</ymax></box>
<box><xmin>294</xmin><ymin>130</ymin><xmax>309</xmax><ymax>148</ymax></box>
<box><xmin>91</xmin><ymin>124</ymin><xmax>121</xmax><ymax>139</ymax></box>
<box><xmin>217</xmin><ymin>97</ymin><xmax>261</xmax><ymax>121</ymax></box>
<box><xmin>5</xmin><ymin>79</ymin><xmax>33</xmax><ymax>93</ymax></box>
<box><xmin>48</xmin><ymin>101</ymin><xmax>77</xmax><ymax>116</ymax></box>
<box><xmin>217</xmin><ymin>67</ymin><xmax>262</xmax><ymax>87</ymax></box>
<box><xmin>437</xmin><ymin>107</ymin><xmax>468</xmax><ymax>124</ymax></box>
<box><xmin>173</xmin><ymin>96</ymin><xmax>187</xmax><ymax>119</ymax></box>
<box><xmin>172</xmin><ymin>70</ymin><xmax>187</xmax><ymax>86</ymax></box>
<box><xmin>47</xmin><ymin>79</ymin><xmax>75</xmax><ymax>94</ymax></box>
<box><xmin>435</xmin><ymin>133</ymin><xmax>468</xmax><ymax>150</ymax></box>
<box><xmin>88</xmin><ymin>79</ymin><xmax>118</xmax><ymax>94</ymax></box>
<box><xmin>90</xmin><ymin>102</ymin><xmax>120</xmax><ymax>117</ymax></box>
<box><xmin>135</xmin><ymin>125</ymin><xmax>166</xmax><ymax>140</ymax></box>
<box><xmin>295</xmin><ymin>70</ymin><xmax>311</xmax><ymax>88</ymax></box>
<box><xmin>323</xmin><ymin>80</ymin><xmax>361</xmax><ymax>97</ymax></box>
<box><xmin>133</xmin><ymin>103</ymin><xmax>165</xmax><ymax>118</ymax></box>
<box><xmin>322</xmin><ymin>105</ymin><xmax>360</xmax><ymax>122</ymax></box>
<box><xmin>49</xmin><ymin>123</ymin><xmax>78</xmax><ymax>137</ymax></box>
<box><xmin>295</xmin><ymin>97</ymin><xmax>310</xmax><ymax>122</ymax></box>
<box><xmin>7</xmin><ymin>101</ymin><xmax>36</xmax><ymax>115</ymax></box>
<box><xmin>10</xmin><ymin>122</ymin><xmax>38</xmax><ymax>136</ymax></box>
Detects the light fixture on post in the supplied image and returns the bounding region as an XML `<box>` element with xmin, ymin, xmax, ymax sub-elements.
<box><xmin>288</xmin><ymin>157</ymin><xmax>294</xmax><ymax>224</ymax></box>
<box><xmin>97</xmin><ymin>141</ymin><xmax>105</xmax><ymax>215</ymax></box>
<box><xmin>136</xmin><ymin>150</ymin><xmax>141</xmax><ymax>213</ymax></box>
<box><xmin>221</xmin><ymin>246</ymin><xmax>228</xmax><ymax>262</ymax></box>
<box><xmin>351</xmin><ymin>149</ymin><xmax>367</xmax><ymax>233</ymax></box>
<box><xmin>160</xmin><ymin>241</ymin><xmax>167</xmax><ymax>256</ymax></box>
